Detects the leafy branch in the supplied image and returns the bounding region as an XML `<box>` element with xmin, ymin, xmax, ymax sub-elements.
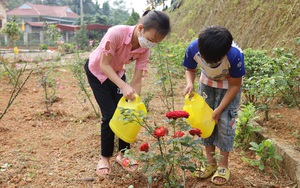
<box><xmin>0</xmin><ymin>66</ymin><xmax>33</xmax><ymax>120</ymax></box>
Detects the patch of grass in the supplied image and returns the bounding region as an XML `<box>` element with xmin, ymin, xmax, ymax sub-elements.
<box><xmin>167</xmin><ymin>0</ymin><xmax>300</xmax><ymax>56</ymax></box>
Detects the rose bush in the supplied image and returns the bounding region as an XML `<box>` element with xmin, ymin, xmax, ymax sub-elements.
<box><xmin>121</xmin><ymin>109</ymin><xmax>206</xmax><ymax>187</ymax></box>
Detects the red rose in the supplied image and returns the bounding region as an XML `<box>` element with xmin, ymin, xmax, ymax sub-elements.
<box><xmin>154</xmin><ymin>126</ymin><xmax>167</xmax><ymax>138</ymax></box>
<box><xmin>140</xmin><ymin>142</ymin><xmax>149</xmax><ymax>152</ymax></box>
<box><xmin>166</xmin><ymin>111</ymin><xmax>189</xmax><ymax>120</ymax></box>
<box><xmin>189</xmin><ymin>128</ymin><xmax>202</xmax><ymax>137</ymax></box>
<box><xmin>174</xmin><ymin>131</ymin><xmax>184</xmax><ymax>138</ymax></box>
<box><xmin>122</xmin><ymin>158</ymin><xmax>130</xmax><ymax>167</ymax></box>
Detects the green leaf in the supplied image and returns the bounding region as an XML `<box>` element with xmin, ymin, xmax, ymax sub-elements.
<box><xmin>273</xmin><ymin>155</ymin><xmax>282</xmax><ymax>161</ymax></box>
<box><xmin>263</xmin><ymin>139</ymin><xmax>273</xmax><ymax>147</ymax></box>
<box><xmin>147</xmin><ymin>176</ymin><xmax>153</xmax><ymax>184</ymax></box>
<box><xmin>249</xmin><ymin>142</ymin><xmax>259</xmax><ymax>149</ymax></box>
<box><xmin>259</xmin><ymin>164</ymin><xmax>264</xmax><ymax>170</ymax></box>
<box><xmin>296</xmin><ymin>37</ymin><xmax>300</xmax><ymax>45</ymax></box>
<box><xmin>241</xmin><ymin>156</ymin><xmax>250</xmax><ymax>163</ymax></box>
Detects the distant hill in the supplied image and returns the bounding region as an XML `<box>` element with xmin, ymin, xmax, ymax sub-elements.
<box><xmin>167</xmin><ymin>0</ymin><xmax>300</xmax><ymax>56</ymax></box>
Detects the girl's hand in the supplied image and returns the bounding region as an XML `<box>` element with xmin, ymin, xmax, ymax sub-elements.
<box><xmin>121</xmin><ymin>84</ymin><xmax>136</xmax><ymax>101</ymax></box>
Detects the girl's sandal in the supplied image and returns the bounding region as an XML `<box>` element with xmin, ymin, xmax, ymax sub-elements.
<box><xmin>199</xmin><ymin>164</ymin><xmax>217</xmax><ymax>179</ymax></box>
<box><xmin>116</xmin><ymin>155</ymin><xmax>139</xmax><ymax>173</ymax></box>
<box><xmin>95</xmin><ymin>160</ymin><xmax>111</xmax><ymax>176</ymax></box>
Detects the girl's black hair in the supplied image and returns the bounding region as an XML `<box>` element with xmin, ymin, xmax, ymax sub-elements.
<box><xmin>198</xmin><ymin>26</ymin><xmax>233</xmax><ymax>63</ymax></box>
<box><xmin>140</xmin><ymin>10</ymin><xmax>171</xmax><ymax>36</ymax></box>
<box><xmin>142</xmin><ymin>10</ymin><xmax>151</xmax><ymax>17</ymax></box>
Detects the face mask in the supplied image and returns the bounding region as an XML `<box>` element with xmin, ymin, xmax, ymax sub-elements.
<box><xmin>201</xmin><ymin>57</ymin><xmax>223</xmax><ymax>68</ymax></box>
<box><xmin>138</xmin><ymin>29</ymin><xmax>157</xmax><ymax>48</ymax></box>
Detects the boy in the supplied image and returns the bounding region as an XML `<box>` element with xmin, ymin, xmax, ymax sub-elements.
<box><xmin>183</xmin><ymin>26</ymin><xmax>245</xmax><ymax>185</ymax></box>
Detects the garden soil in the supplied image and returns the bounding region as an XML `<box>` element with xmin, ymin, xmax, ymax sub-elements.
<box><xmin>0</xmin><ymin>53</ymin><xmax>299</xmax><ymax>188</ymax></box>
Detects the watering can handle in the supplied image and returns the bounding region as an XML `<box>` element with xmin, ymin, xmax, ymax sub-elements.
<box><xmin>184</xmin><ymin>92</ymin><xmax>196</xmax><ymax>101</ymax></box>
<box><xmin>120</xmin><ymin>93</ymin><xmax>141</xmax><ymax>103</ymax></box>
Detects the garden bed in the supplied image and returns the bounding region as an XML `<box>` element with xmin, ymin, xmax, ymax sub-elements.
<box><xmin>0</xmin><ymin>54</ymin><xmax>298</xmax><ymax>187</ymax></box>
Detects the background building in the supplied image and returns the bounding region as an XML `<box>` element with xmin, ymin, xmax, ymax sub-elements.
<box><xmin>6</xmin><ymin>2</ymin><xmax>79</xmax><ymax>46</ymax></box>
<box><xmin>0</xmin><ymin>0</ymin><xmax>8</xmax><ymax>29</ymax></box>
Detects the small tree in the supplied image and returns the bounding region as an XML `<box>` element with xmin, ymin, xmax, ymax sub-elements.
<box><xmin>44</xmin><ymin>23</ymin><xmax>62</xmax><ymax>46</ymax></box>
<box><xmin>0</xmin><ymin>54</ymin><xmax>33</xmax><ymax>120</ymax></box>
<box><xmin>68</xmin><ymin>51</ymin><xmax>100</xmax><ymax>118</ymax></box>
<box><xmin>72</xmin><ymin>24</ymin><xmax>89</xmax><ymax>50</ymax></box>
<box><xmin>0</xmin><ymin>16</ymin><xmax>22</xmax><ymax>46</ymax></box>
<box><xmin>126</xmin><ymin>9</ymin><xmax>140</xmax><ymax>25</ymax></box>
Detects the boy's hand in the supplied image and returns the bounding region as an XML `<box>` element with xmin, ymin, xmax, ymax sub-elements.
<box><xmin>212</xmin><ymin>107</ymin><xmax>222</xmax><ymax>124</ymax></box>
<box><xmin>184</xmin><ymin>68</ymin><xmax>196</xmax><ymax>96</ymax></box>
<box><xmin>184</xmin><ymin>84</ymin><xmax>194</xmax><ymax>96</ymax></box>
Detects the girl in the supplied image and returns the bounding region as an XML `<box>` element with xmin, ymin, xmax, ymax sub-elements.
<box><xmin>84</xmin><ymin>10</ymin><xmax>170</xmax><ymax>175</ymax></box>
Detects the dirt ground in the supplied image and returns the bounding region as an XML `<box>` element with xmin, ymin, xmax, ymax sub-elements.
<box><xmin>0</xmin><ymin>53</ymin><xmax>299</xmax><ymax>188</ymax></box>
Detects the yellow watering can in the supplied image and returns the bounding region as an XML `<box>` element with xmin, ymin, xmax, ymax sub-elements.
<box><xmin>109</xmin><ymin>94</ymin><xmax>147</xmax><ymax>143</ymax></box>
<box><xmin>183</xmin><ymin>92</ymin><xmax>215</xmax><ymax>138</ymax></box>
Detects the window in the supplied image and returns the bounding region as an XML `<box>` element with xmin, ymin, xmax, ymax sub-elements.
<box><xmin>66</xmin><ymin>8</ymin><xmax>73</xmax><ymax>13</ymax></box>
<box><xmin>19</xmin><ymin>4</ymin><xmax>32</xmax><ymax>9</ymax></box>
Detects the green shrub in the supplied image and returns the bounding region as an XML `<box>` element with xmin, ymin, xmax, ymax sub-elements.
<box><xmin>235</xmin><ymin>103</ymin><xmax>260</xmax><ymax>150</ymax></box>
<box><xmin>243</xmin><ymin>48</ymin><xmax>300</xmax><ymax>120</ymax></box>
<box><xmin>39</xmin><ymin>44</ymin><xmax>48</xmax><ymax>50</ymax></box>
<box><xmin>72</xmin><ymin>24</ymin><xmax>89</xmax><ymax>51</ymax></box>
<box><xmin>242</xmin><ymin>139</ymin><xmax>282</xmax><ymax>171</ymax></box>
<box><xmin>271</xmin><ymin>48</ymin><xmax>300</xmax><ymax>108</ymax></box>
<box><xmin>59</xmin><ymin>43</ymin><xmax>75</xmax><ymax>53</ymax></box>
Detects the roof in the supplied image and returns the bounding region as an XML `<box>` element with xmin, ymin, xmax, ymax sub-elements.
<box><xmin>86</xmin><ymin>24</ymin><xmax>112</xmax><ymax>30</ymax></box>
<box><xmin>56</xmin><ymin>24</ymin><xmax>111</xmax><ymax>32</ymax></box>
<box><xmin>7</xmin><ymin>3</ymin><xmax>78</xmax><ymax>19</ymax></box>
<box><xmin>27</xmin><ymin>22</ymin><xmax>45</xmax><ymax>27</ymax></box>
<box><xmin>22</xmin><ymin>23</ymin><xmax>111</xmax><ymax>32</ymax></box>
<box><xmin>56</xmin><ymin>24</ymin><xmax>80</xmax><ymax>32</ymax></box>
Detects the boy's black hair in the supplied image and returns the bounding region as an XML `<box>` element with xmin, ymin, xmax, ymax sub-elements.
<box><xmin>140</xmin><ymin>10</ymin><xmax>171</xmax><ymax>36</ymax></box>
<box><xmin>198</xmin><ymin>26</ymin><xmax>233</xmax><ymax>64</ymax></box>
